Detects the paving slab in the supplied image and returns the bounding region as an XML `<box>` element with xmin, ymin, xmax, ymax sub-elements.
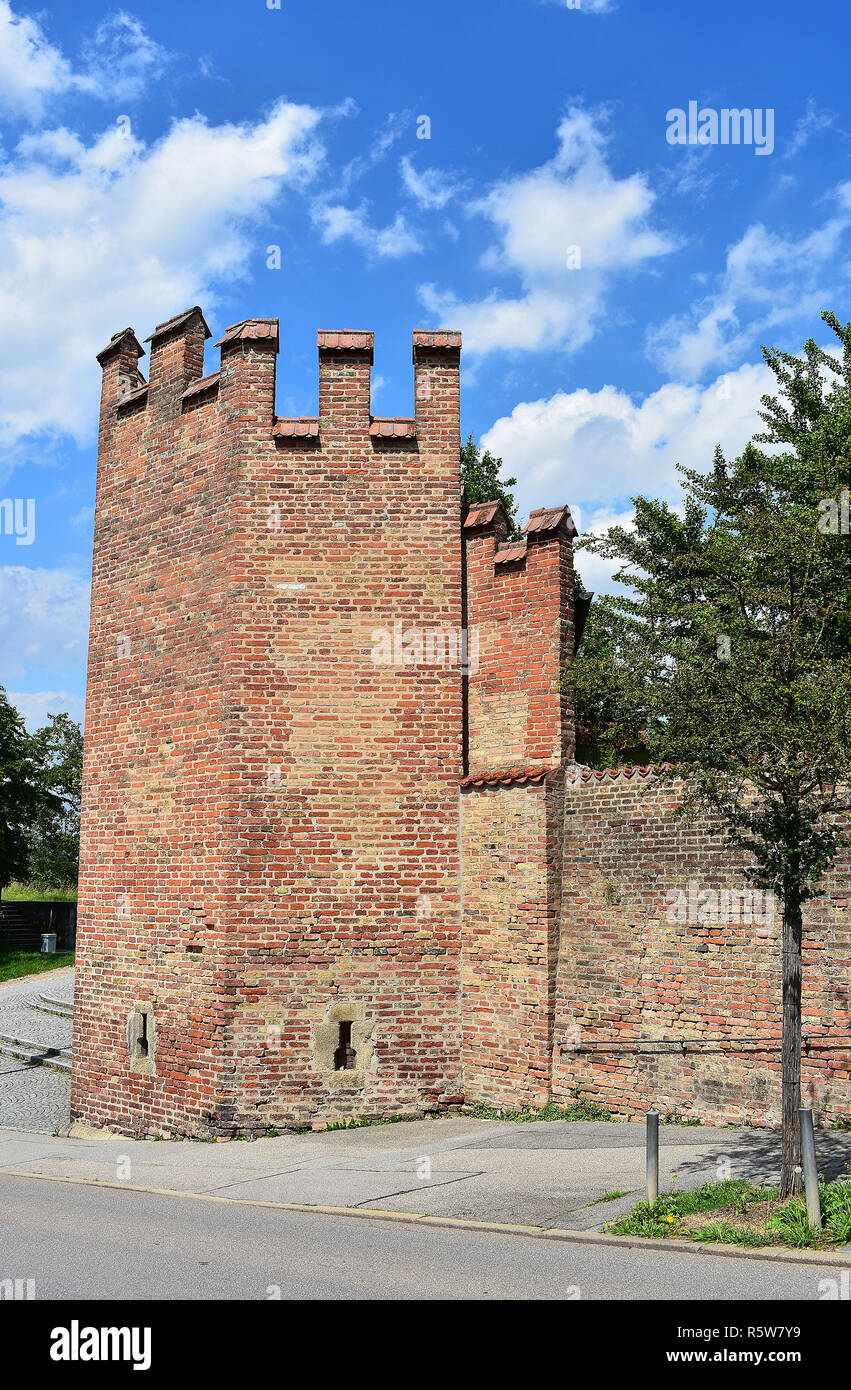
<box><xmin>204</xmin><ymin>1167</ymin><xmax>479</xmax><ymax>1206</ymax></box>
<box><xmin>4</xmin><ymin>1116</ymin><xmax>848</xmax><ymax>1237</ymax></box>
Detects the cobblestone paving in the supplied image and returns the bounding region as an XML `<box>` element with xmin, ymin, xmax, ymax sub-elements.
<box><xmin>0</xmin><ymin>972</ymin><xmax>73</xmax><ymax>1049</ymax></box>
<box><xmin>0</xmin><ymin>1058</ymin><xmax>70</xmax><ymax>1133</ymax></box>
<box><xmin>0</xmin><ymin>970</ymin><xmax>73</xmax><ymax>1133</ymax></box>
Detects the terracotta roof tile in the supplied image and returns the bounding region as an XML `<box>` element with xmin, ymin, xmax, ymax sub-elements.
<box><xmin>182</xmin><ymin>371</ymin><xmax>220</xmax><ymax>400</ymax></box>
<box><xmin>460</xmin><ymin>764</ymin><xmax>557</xmax><ymax>788</ymax></box>
<box><xmin>96</xmin><ymin>327</ymin><xmax>145</xmax><ymax>366</ymax></box>
<box><xmin>413</xmin><ymin>330</ymin><xmax>462</xmax><ymax>351</ymax></box>
<box><xmin>463</xmin><ymin>499</ymin><xmax>509</xmax><ymax>531</ymax></box>
<box><xmin>524</xmin><ymin>504</ymin><xmax>578</xmax><ymax>538</ymax></box>
<box><xmin>216</xmin><ymin>318</ymin><xmax>279</xmax><ymax>349</ymax></box>
<box><xmin>273</xmin><ymin>417</ymin><xmax>319</xmax><ymax>439</ymax></box>
<box><xmin>146</xmin><ymin>306</ymin><xmax>211</xmax><ymax>344</ymax></box>
<box><xmin>567</xmin><ymin>763</ymin><xmax>672</xmax><ymax>784</ymax></box>
<box><xmin>494</xmin><ymin>541</ymin><xmax>527</xmax><ymax>564</ymax></box>
<box><xmin>317</xmin><ymin>331</ymin><xmax>374</xmax><ymax>356</ymax></box>
<box><xmin>369</xmin><ymin>417</ymin><xmax>417</xmax><ymax>438</ymax></box>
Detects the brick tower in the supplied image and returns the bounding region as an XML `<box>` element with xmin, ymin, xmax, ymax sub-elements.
<box><xmin>73</xmin><ymin>311</ymin><xmax>468</xmax><ymax>1136</ymax></box>
<box><xmin>76</xmin><ymin>303</ymin><xmax>851</xmax><ymax>1135</ymax></box>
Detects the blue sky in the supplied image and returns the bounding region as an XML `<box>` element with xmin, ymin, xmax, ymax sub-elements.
<box><xmin>1</xmin><ymin>0</ymin><xmax>849</xmax><ymax>726</ymax></box>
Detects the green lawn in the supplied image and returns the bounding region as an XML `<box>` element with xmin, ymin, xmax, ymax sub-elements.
<box><xmin>0</xmin><ymin>945</ymin><xmax>76</xmax><ymax>982</ymax></box>
<box><xmin>606</xmin><ymin>1176</ymin><xmax>851</xmax><ymax>1250</ymax></box>
<box><xmin>1</xmin><ymin>881</ymin><xmax>77</xmax><ymax>902</ymax></box>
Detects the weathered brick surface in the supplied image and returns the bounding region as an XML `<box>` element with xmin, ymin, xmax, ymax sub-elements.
<box><xmin>458</xmin><ymin>503</ymin><xmax>573</xmax><ymax>1105</ymax></box>
<box><xmin>75</xmin><ymin>304</ymin><xmax>850</xmax><ymax>1134</ymax></box>
<box><xmin>462</xmin><ymin>503</ymin><xmax>575</xmax><ymax>775</ymax></box>
<box><xmin>73</xmin><ymin>313</ymin><xmax>464</xmax><ymax>1136</ymax></box>
<box><xmin>554</xmin><ymin>771</ymin><xmax>851</xmax><ymax>1124</ymax></box>
<box><xmin>460</xmin><ymin>774</ymin><xmax>564</xmax><ymax>1106</ymax></box>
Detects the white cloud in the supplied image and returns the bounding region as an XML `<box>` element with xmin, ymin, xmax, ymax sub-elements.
<box><xmin>419</xmin><ymin>106</ymin><xmax>675</xmax><ymax>357</ymax></box>
<box><xmin>312</xmin><ymin>201</ymin><xmax>422</xmax><ymax>258</ymax></box>
<box><xmin>400</xmin><ymin>155</ymin><xmax>460</xmax><ymax>210</ymax></box>
<box><xmin>783</xmin><ymin>98</ymin><xmax>834</xmax><ymax>160</ymax></box>
<box><xmin>6</xmin><ymin>688</ymin><xmax>85</xmax><ymax>730</ymax></box>
<box><xmin>0</xmin><ymin>3</ymin><xmax>167</xmax><ymax>121</ymax></box>
<box><xmin>481</xmin><ymin>357</ymin><xmax>778</xmax><ymax>594</ymax></box>
<box><xmin>571</xmin><ymin>505</ymin><xmax>636</xmax><ymax>594</ymax></box>
<box><xmin>0</xmin><ymin>101</ymin><xmax>324</xmax><ymax>449</ymax></box>
<box><xmin>0</xmin><ymin>1</ymin><xmax>76</xmax><ymax>120</ymax></box>
<box><xmin>0</xmin><ymin>566</ymin><xmax>89</xmax><ymax>686</ymax></box>
<box><xmin>337</xmin><ymin>110</ymin><xmax>408</xmax><ymax>193</ymax></box>
<box><xmin>481</xmin><ymin>358</ymin><xmax>774</xmax><ymax>523</ymax></box>
<box><xmin>647</xmin><ymin>184</ymin><xmax>851</xmax><ymax>379</ymax></box>
<box><xmin>546</xmin><ymin>0</ymin><xmax>615</xmax><ymax>11</ymax></box>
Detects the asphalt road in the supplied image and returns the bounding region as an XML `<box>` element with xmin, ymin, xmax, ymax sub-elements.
<box><xmin>0</xmin><ymin>1175</ymin><xmax>840</xmax><ymax>1301</ymax></box>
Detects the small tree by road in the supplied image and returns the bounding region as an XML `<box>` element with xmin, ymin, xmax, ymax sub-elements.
<box><xmin>0</xmin><ymin>690</ymin><xmax>51</xmax><ymax>895</ymax></box>
<box><xmin>579</xmin><ymin>311</ymin><xmax>851</xmax><ymax>1197</ymax></box>
<box><xmin>25</xmin><ymin>712</ymin><xmax>83</xmax><ymax>892</ymax></box>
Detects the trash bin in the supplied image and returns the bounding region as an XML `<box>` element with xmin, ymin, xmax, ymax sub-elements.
<box><xmin>40</xmin><ymin>933</ymin><xmax>57</xmax><ymax>954</ymax></box>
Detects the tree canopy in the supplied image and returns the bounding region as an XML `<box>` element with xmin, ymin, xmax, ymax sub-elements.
<box><xmin>25</xmin><ymin>712</ymin><xmax>83</xmax><ymax>891</ymax></box>
<box><xmin>460</xmin><ymin>433</ymin><xmax>521</xmax><ymax>538</ymax></box>
<box><xmin>576</xmin><ymin>309</ymin><xmax>851</xmax><ymax>1194</ymax></box>
<box><xmin>0</xmin><ymin>691</ymin><xmax>82</xmax><ymax>894</ymax></box>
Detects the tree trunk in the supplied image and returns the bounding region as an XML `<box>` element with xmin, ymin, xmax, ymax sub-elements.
<box><xmin>779</xmin><ymin>893</ymin><xmax>803</xmax><ymax>1198</ymax></box>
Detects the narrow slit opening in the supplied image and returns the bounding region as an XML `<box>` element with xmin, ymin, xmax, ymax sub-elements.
<box><xmin>333</xmin><ymin>1021</ymin><xmax>356</xmax><ymax>1071</ymax></box>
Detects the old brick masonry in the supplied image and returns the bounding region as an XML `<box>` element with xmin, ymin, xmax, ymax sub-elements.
<box><xmin>71</xmin><ymin>308</ymin><xmax>851</xmax><ymax>1136</ymax></box>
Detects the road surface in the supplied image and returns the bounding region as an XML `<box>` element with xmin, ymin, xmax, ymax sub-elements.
<box><xmin>0</xmin><ymin>1174</ymin><xmax>839</xmax><ymax>1301</ymax></box>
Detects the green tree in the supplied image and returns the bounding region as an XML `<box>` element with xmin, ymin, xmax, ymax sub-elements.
<box><xmin>26</xmin><ymin>713</ymin><xmax>83</xmax><ymax>891</ymax></box>
<box><xmin>460</xmin><ymin>433</ymin><xmax>521</xmax><ymax>537</ymax></box>
<box><xmin>572</xmin><ymin>579</ymin><xmax>656</xmax><ymax>767</ymax></box>
<box><xmin>580</xmin><ymin>311</ymin><xmax>851</xmax><ymax>1197</ymax></box>
<box><xmin>0</xmin><ymin>689</ymin><xmax>52</xmax><ymax>894</ymax></box>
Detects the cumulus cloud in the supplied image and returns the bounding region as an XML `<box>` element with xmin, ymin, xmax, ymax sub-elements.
<box><xmin>312</xmin><ymin>200</ymin><xmax>422</xmax><ymax>258</ymax></box>
<box><xmin>0</xmin><ymin>1</ymin><xmax>76</xmax><ymax>120</ymax></box>
<box><xmin>0</xmin><ymin>565</ymin><xmax>89</xmax><ymax>687</ymax></box>
<box><xmin>0</xmin><ymin>3</ymin><xmax>167</xmax><ymax>121</ymax></box>
<box><xmin>419</xmin><ymin>106</ymin><xmax>675</xmax><ymax>356</ymax></box>
<box><xmin>481</xmin><ymin>358</ymin><xmax>777</xmax><ymax>593</ymax></box>
<box><xmin>481</xmin><ymin>358</ymin><xmax>774</xmax><ymax>519</ymax></box>
<box><xmin>0</xmin><ymin>101</ymin><xmax>324</xmax><ymax>448</ymax></box>
<box><xmin>647</xmin><ymin>183</ymin><xmax>851</xmax><ymax>379</ymax></box>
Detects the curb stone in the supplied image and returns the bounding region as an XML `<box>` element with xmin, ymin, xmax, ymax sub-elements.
<box><xmin>2</xmin><ymin>1168</ymin><xmax>849</xmax><ymax>1269</ymax></box>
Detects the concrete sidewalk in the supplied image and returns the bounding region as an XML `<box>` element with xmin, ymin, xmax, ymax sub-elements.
<box><xmin>2</xmin><ymin>1115</ymin><xmax>849</xmax><ymax>1236</ymax></box>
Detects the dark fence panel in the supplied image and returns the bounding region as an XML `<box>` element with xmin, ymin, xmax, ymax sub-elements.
<box><xmin>0</xmin><ymin>901</ymin><xmax>77</xmax><ymax>950</ymax></box>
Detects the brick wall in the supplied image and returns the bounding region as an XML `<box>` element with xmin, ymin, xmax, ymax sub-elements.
<box><xmin>75</xmin><ymin>305</ymin><xmax>851</xmax><ymax>1134</ymax></box>
<box><xmin>73</xmin><ymin>312</ymin><xmax>465</xmax><ymax>1136</ymax></box>
<box><xmin>458</xmin><ymin>502</ymin><xmax>574</xmax><ymax>1104</ymax></box>
<box><xmin>460</xmin><ymin>773</ymin><xmax>564</xmax><ymax>1106</ymax></box>
<box><xmin>553</xmin><ymin>770</ymin><xmax>851</xmax><ymax>1124</ymax></box>
<box><xmin>462</xmin><ymin>501</ymin><xmax>575</xmax><ymax>775</ymax></box>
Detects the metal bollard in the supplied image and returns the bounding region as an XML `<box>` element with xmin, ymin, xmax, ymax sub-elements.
<box><xmin>799</xmin><ymin>1108</ymin><xmax>822</xmax><ymax>1229</ymax></box>
<box><xmin>646</xmin><ymin>1110</ymin><xmax>659</xmax><ymax>1205</ymax></box>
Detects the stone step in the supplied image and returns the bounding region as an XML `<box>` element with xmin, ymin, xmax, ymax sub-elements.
<box><xmin>0</xmin><ymin>1031</ymin><xmax>72</xmax><ymax>1074</ymax></box>
<box><xmin>29</xmin><ymin>993</ymin><xmax>74</xmax><ymax>1020</ymax></box>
